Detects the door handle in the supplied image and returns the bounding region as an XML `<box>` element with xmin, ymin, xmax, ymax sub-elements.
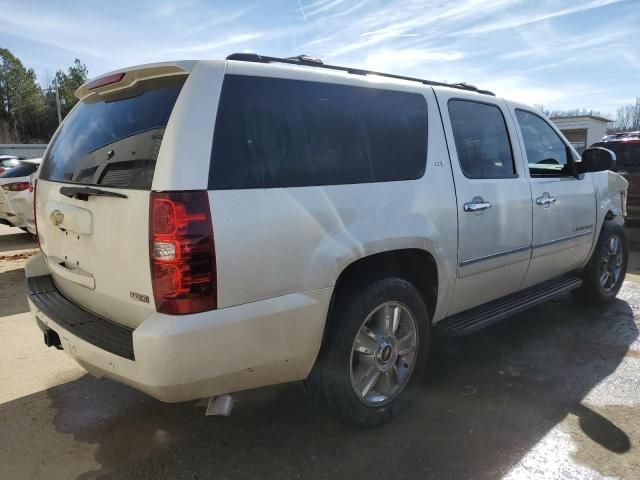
<box><xmin>536</xmin><ymin>193</ymin><xmax>557</xmax><ymax>207</ymax></box>
<box><xmin>47</xmin><ymin>256</ymin><xmax>96</xmax><ymax>290</ymax></box>
<box><xmin>463</xmin><ymin>198</ymin><xmax>492</xmax><ymax>212</ymax></box>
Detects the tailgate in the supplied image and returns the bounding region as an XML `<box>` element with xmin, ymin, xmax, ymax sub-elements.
<box><xmin>37</xmin><ymin>181</ymin><xmax>152</xmax><ymax>328</ymax></box>
<box><xmin>35</xmin><ymin>71</ymin><xmax>188</xmax><ymax>328</ymax></box>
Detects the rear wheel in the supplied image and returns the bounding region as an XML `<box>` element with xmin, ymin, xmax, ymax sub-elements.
<box><xmin>576</xmin><ymin>220</ymin><xmax>628</xmax><ymax>304</ymax></box>
<box><xmin>305</xmin><ymin>277</ymin><xmax>429</xmax><ymax>426</ymax></box>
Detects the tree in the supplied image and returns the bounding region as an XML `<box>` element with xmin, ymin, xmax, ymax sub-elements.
<box><xmin>51</xmin><ymin>58</ymin><xmax>88</xmax><ymax>118</ymax></box>
<box><xmin>0</xmin><ymin>48</ymin><xmax>88</xmax><ymax>143</ymax></box>
<box><xmin>611</xmin><ymin>99</ymin><xmax>640</xmax><ymax>132</ymax></box>
<box><xmin>615</xmin><ymin>104</ymin><xmax>635</xmax><ymax>131</ymax></box>
<box><xmin>0</xmin><ymin>48</ymin><xmax>48</xmax><ymax>142</ymax></box>
<box><xmin>532</xmin><ymin>105</ymin><xmax>605</xmax><ymax>120</ymax></box>
<box><xmin>533</xmin><ymin>104</ymin><xmax>550</xmax><ymax>117</ymax></box>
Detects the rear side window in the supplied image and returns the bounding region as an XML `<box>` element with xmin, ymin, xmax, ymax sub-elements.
<box><xmin>39</xmin><ymin>76</ymin><xmax>186</xmax><ymax>190</ymax></box>
<box><xmin>448</xmin><ymin>100</ymin><xmax>516</xmax><ymax>179</ymax></box>
<box><xmin>0</xmin><ymin>162</ymin><xmax>39</xmax><ymax>178</ymax></box>
<box><xmin>210</xmin><ymin>75</ymin><xmax>428</xmax><ymax>189</ymax></box>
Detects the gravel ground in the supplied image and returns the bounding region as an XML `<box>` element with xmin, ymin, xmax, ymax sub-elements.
<box><xmin>0</xmin><ymin>224</ymin><xmax>638</xmax><ymax>480</ymax></box>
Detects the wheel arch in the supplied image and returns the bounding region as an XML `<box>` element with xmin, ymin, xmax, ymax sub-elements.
<box><xmin>323</xmin><ymin>249</ymin><xmax>439</xmax><ymax>341</ymax></box>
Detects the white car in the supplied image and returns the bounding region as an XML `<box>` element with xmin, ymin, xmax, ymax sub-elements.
<box><xmin>26</xmin><ymin>54</ymin><xmax>628</xmax><ymax>425</ymax></box>
<box><xmin>0</xmin><ymin>159</ymin><xmax>41</xmax><ymax>233</ymax></box>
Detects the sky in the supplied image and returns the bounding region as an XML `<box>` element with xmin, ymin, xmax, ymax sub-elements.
<box><xmin>0</xmin><ymin>0</ymin><xmax>638</xmax><ymax>117</ymax></box>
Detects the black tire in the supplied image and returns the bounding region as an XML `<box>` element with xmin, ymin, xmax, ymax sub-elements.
<box><xmin>575</xmin><ymin>220</ymin><xmax>628</xmax><ymax>304</ymax></box>
<box><xmin>304</xmin><ymin>276</ymin><xmax>430</xmax><ymax>426</ymax></box>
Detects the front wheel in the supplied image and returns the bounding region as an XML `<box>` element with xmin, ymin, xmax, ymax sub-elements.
<box><xmin>576</xmin><ymin>220</ymin><xmax>628</xmax><ymax>304</ymax></box>
<box><xmin>304</xmin><ymin>277</ymin><xmax>430</xmax><ymax>426</ymax></box>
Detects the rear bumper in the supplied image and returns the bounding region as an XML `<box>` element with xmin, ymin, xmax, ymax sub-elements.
<box><xmin>25</xmin><ymin>253</ymin><xmax>331</xmax><ymax>402</ymax></box>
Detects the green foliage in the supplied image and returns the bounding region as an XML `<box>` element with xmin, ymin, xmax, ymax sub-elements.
<box><xmin>0</xmin><ymin>48</ymin><xmax>88</xmax><ymax>143</ymax></box>
<box><xmin>53</xmin><ymin>58</ymin><xmax>88</xmax><ymax>117</ymax></box>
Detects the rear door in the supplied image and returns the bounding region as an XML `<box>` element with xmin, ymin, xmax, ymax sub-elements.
<box><xmin>511</xmin><ymin>107</ymin><xmax>597</xmax><ymax>288</ymax></box>
<box><xmin>36</xmin><ymin>72</ymin><xmax>188</xmax><ymax>328</ymax></box>
<box><xmin>435</xmin><ymin>88</ymin><xmax>533</xmax><ymax>315</ymax></box>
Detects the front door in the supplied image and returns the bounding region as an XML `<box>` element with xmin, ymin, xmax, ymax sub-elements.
<box><xmin>435</xmin><ymin>89</ymin><xmax>533</xmax><ymax>316</ymax></box>
<box><xmin>511</xmin><ymin>108</ymin><xmax>597</xmax><ymax>288</ymax></box>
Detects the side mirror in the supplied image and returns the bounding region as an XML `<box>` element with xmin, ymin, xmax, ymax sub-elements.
<box><xmin>578</xmin><ymin>147</ymin><xmax>616</xmax><ymax>173</ymax></box>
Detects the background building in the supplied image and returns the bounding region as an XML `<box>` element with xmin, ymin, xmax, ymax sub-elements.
<box><xmin>550</xmin><ymin>115</ymin><xmax>612</xmax><ymax>154</ymax></box>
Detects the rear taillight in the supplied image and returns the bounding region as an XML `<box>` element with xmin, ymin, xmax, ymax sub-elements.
<box><xmin>149</xmin><ymin>191</ymin><xmax>217</xmax><ymax>315</ymax></box>
<box><xmin>86</xmin><ymin>72</ymin><xmax>126</xmax><ymax>90</ymax></box>
<box><xmin>0</xmin><ymin>167</ymin><xmax>5</xmax><ymax>175</ymax></box>
<box><xmin>2</xmin><ymin>182</ymin><xmax>30</xmax><ymax>191</ymax></box>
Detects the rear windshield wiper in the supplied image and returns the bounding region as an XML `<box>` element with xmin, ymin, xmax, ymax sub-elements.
<box><xmin>59</xmin><ymin>186</ymin><xmax>128</xmax><ymax>201</ymax></box>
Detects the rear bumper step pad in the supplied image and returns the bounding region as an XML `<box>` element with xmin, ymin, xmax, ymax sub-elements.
<box><xmin>27</xmin><ymin>275</ymin><xmax>135</xmax><ymax>360</ymax></box>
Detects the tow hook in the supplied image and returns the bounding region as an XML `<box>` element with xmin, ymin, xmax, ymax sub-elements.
<box><xmin>43</xmin><ymin>329</ymin><xmax>63</xmax><ymax>350</ymax></box>
<box><xmin>37</xmin><ymin>318</ymin><xmax>63</xmax><ymax>350</ymax></box>
<box><xmin>205</xmin><ymin>394</ymin><xmax>234</xmax><ymax>416</ymax></box>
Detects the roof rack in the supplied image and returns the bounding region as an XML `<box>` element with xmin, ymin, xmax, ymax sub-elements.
<box><xmin>226</xmin><ymin>53</ymin><xmax>495</xmax><ymax>96</ymax></box>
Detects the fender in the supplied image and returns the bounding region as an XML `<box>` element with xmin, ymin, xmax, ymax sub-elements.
<box><xmin>584</xmin><ymin>170</ymin><xmax>628</xmax><ymax>265</ymax></box>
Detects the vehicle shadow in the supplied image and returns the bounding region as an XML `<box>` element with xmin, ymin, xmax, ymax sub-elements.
<box><xmin>0</xmin><ymin>291</ymin><xmax>637</xmax><ymax>480</ymax></box>
<box><xmin>0</xmin><ymin>267</ymin><xmax>30</xmax><ymax>316</ymax></box>
<box><xmin>0</xmin><ymin>230</ymin><xmax>36</xmax><ymax>254</ymax></box>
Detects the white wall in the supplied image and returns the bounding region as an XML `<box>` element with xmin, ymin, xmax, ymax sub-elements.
<box><xmin>551</xmin><ymin>117</ymin><xmax>610</xmax><ymax>151</ymax></box>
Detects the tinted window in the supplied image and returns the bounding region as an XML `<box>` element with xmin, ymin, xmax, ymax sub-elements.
<box><xmin>210</xmin><ymin>75</ymin><xmax>428</xmax><ymax>189</ymax></box>
<box><xmin>515</xmin><ymin>110</ymin><xmax>571</xmax><ymax>176</ymax></box>
<box><xmin>0</xmin><ymin>159</ymin><xmax>20</xmax><ymax>169</ymax></box>
<box><xmin>0</xmin><ymin>162</ymin><xmax>38</xmax><ymax>178</ymax></box>
<box><xmin>39</xmin><ymin>76</ymin><xmax>186</xmax><ymax>189</ymax></box>
<box><xmin>448</xmin><ymin>100</ymin><xmax>515</xmax><ymax>179</ymax></box>
<box><xmin>592</xmin><ymin>141</ymin><xmax>640</xmax><ymax>170</ymax></box>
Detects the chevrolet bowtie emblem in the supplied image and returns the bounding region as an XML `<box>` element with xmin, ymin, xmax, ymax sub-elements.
<box><xmin>50</xmin><ymin>209</ymin><xmax>64</xmax><ymax>226</ymax></box>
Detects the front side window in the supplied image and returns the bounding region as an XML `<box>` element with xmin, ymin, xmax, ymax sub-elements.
<box><xmin>448</xmin><ymin>100</ymin><xmax>516</xmax><ymax>179</ymax></box>
<box><xmin>515</xmin><ymin>110</ymin><xmax>571</xmax><ymax>176</ymax></box>
<box><xmin>210</xmin><ymin>75</ymin><xmax>428</xmax><ymax>189</ymax></box>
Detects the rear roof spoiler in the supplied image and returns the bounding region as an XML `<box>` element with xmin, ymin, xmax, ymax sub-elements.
<box><xmin>75</xmin><ymin>61</ymin><xmax>196</xmax><ymax>100</ymax></box>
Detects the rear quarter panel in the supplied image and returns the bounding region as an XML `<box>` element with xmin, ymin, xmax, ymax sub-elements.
<box><xmin>209</xmin><ymin>64</ymin><xmax>458</xmax><ymax>321</ymax></box>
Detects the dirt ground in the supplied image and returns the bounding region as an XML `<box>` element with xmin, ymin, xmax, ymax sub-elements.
<box><xmin>0</xmin><ymin>223</ymin><xmax>639</xmax><ymax>479</ymax></box>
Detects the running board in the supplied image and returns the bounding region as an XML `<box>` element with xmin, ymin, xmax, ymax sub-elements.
<box><xmin>436</xmin><ymin>273</ymin><xmax>583</xmax><ymax>336</ymax></box>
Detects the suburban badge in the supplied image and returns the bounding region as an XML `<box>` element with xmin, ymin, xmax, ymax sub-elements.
<box><xmin>130</xmin><ymin>291</ymin><xmax>150</xmax><ymax>303</ymax></box>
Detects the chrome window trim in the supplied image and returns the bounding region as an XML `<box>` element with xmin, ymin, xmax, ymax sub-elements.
<box><xmin>532</xmin><ymin>230</ymin><xmax>593</xmax><ymax>250</ymax></box>
<box><xmin>460</xmin><ymin>245</ymin><xmax>531</xmax><ymax>267</ymax></box>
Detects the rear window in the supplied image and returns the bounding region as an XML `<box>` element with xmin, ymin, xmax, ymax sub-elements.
<box><xmin>0</xmin><ymin>159</ymin><xmax>20</xmax><ymax>169</ymax></box>
<box><xmin>210</xmin><ymin>75</ymin><xmax>428</xmax><ymax>189</ymax></box>
<box><xmin>0</xmin><ymin>162</ymin><xmax>39</xmax><ymax>178</ymax></box>
<box><xmin>39</xmin><ymin>76</ymin><xmax>186</xmax><ymax>190</ymax></box>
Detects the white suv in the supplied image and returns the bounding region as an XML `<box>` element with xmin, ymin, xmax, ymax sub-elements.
<box><xmin>26</xmin><ymin>54</ymin><xmax>628</xmax><ymax>425</ymax></box>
